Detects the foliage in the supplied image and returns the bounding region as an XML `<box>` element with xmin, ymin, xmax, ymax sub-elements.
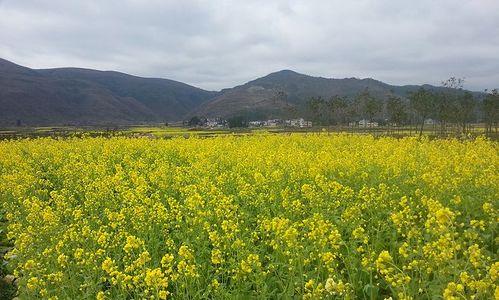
<box><xmin>227</xmin><ymin>116</ymin><xmax>248</xmax><ymax>128</ymax></box>
<box><xmin>357</xmin><ymin>88</ymin><xmax>382</xmax><ymax>121</ymax></box>
<box><xmin>454</xmin><ymin>91</ymin><xmax>476</xmax><ymax>132</ymax></box>
<box><xmin>0</xmin><ymin>135</ymin><xmax>497</xmax><ymax>299</ymax></box>
<box><xmin>483</xmin><ymin>89</ymin><xmax>499</xmax><ymax>133</ymax></box>
<box><xmin>386</xmin><ymin>95</ymin><xmax>408</xmax><ymax>125</ymax></box>
<box><xmin>306</xmin><ymin>96</ymin><xmax>328</xmax><ymax>124</ymax></box>
<box><xmin>187</xmin><ymin>116</ymin><xmax>203</xmax><ymax>127</ymax></box>
<box><xmin>409</xmin><ymin>88</ymin><xmax>436</xmax><ymax>135</ymax></box>
<box><xmin>327</xmin><ymin>96</ymin><xmax>350</xmax><ymax>125</ymax></box>
<box><xmin>408</xmin><ymin>88</ymin><xmax>435</xmax><ymax>121</ymax></box>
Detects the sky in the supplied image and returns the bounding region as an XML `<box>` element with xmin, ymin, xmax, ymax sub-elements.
<box><xmin>0</xmin><ymin>0</ymin><xmax>498</xmax><ymax>91</ymax></box>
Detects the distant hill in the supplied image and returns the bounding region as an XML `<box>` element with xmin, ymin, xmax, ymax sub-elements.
<box><xmin>193</xmin><ymin>70</ymin><xmax>452</xmax><ymax>119</ymax></box>
<box><xmin>0</xmin><ymin>58</ymin><xmax>217</xmax><ymax>126</ymax></box>
<box><xmin>0</xmin><ymin>58</ymin><xmax>482</xmax><ymax>125</ymax></box>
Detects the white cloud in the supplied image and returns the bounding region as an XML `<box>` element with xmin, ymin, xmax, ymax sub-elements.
<box><xmin>0</xmin><ymin>0</ymin><xmax>498</xmax><ymax>91</ymax></box>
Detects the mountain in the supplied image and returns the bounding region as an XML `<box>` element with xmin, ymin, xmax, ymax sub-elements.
<box><xmin>0</xmin><ymin>58</ymin><xmax>480</xmax><ymax>125</ymax></box>
<box><xmin>193</xmin><ymin>70</ymin><xmax>447</xmax><ymax>119</ymax></box>
<box><xmin>0</xmin><ymin>58</ymin><xmax>216</xmax><ymax>126</ymax></box>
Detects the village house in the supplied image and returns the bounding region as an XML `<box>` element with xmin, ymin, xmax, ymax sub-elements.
<box><xmin>358</xmin><ymin>119</ymin><xmax>379</xmax><ymax>128</ymax></box>
<box><xmin>285</xmin><ymin>118</ymin><xmax>312</xmax><ymax>128</ymax></box>
<box><xmin>264</xmin><ymin>119</ymin><xmax>281</xmax><ymax>127</ymax></box>
<box><xmin>248</xmin><ymin>120</ymin><xmax>265</xmax><ymax>127</ymax></box>
<box><xmin>205</xmin><ymin>118</ymin><xmax>226</xmax><ymax>128</ymax></box>
<box><xmin>424</xmin><ymin>118</ymin><xmax>437</xmax><ymax>125</ymax></box>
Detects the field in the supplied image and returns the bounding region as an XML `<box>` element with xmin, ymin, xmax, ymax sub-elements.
<box><xmin>0</xmin><ymin>134</ymin><xmax>498</xmax><ymax>299</ymax></box>
<box><xmin>1</xmin><ymin>123</ymin><xmax>497</xmax><ymax>141</ymax></box>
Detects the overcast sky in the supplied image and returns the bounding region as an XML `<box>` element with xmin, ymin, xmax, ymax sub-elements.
<box><xmin>1</xmin><ymin>0</ymin><xmax>498</xmax><ymax>91</ymax></box>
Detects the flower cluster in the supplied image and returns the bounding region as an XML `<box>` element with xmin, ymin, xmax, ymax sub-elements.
<box><xmin>0</xmin><ymin>134</ymin><xmax>497</xmax><ymax>299</ymax></box>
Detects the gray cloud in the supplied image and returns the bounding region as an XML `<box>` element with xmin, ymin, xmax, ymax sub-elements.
<box><xmin>1</xmin><ymin>0</ymin><xmax>498</xmax><ymax>91</ymax></box>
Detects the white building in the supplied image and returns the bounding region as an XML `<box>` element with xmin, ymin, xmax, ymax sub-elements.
<box><xmin>264</xmin><ymin>119</ymin><xmax>281</xmax><ymax>127</ymax></box>
<box><xmin>205</xmin><ymin>118</ymin><xmax>225</xmax><ymax>128</ymax></box>
<box><xmin>285</xmin><ymin>118</ymin><xmax>312</xmax><ymax>128</ymax></box>
<box><xmin>359</xmin><ymin>119</ymin><xmax>379</xmax><ymax>128</ymax></box>
<box><xmin>249</xmin><ymin>120</ymin><xmax>265</xmax><ymax>127</ymax></box>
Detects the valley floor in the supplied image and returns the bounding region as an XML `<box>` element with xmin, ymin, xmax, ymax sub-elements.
<box><xmin>0</xmin><ymin>123</ymin><xmax>497</xmax><ymax>140</ymax></box>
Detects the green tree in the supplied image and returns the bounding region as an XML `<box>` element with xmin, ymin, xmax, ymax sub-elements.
<box><xmin>188</xmin><ymin>116</ymin><xmax>202</xmax><ymax>126</ymax></box>
<box><xmin>454</xmin><ymin>91</ymin><xmax>476</xmax><ymax>134</ymax></box>
<box><xmin>483</xmin><ymin>89</ymin><xmax>499</xmax><ymax>134</ymax></box>
<box><xmin>326</xmin><ymin>95</ymin><xmax>349</xmax><ymax>125</ymax></box>
<box><xmin>227</xmin><ymin>116</ymin><xmax>248</xmax><ymax>128</ymax></box>
<box><xmin>438</xmin><ymin>77</ymin><xmax>465</xmax><ymax>132</ymax></box>
<box><xmin>307</xmin><ymin>96</ymin><xmax>327</xmax><ymax>124</ymax></box>
<box><xmin>357</xmin><ymin>88</ymin><xmax>382</xmax><ymax>121</ymax></box>
<box><xmin>386</xmin><ymin>95</ymin><xmax>408</xmax><ymax>125</ymax></box>
<box><xmin>409</xmin><ymin>88</ymin><xmax>435</xmax><ymax>136</ymax></box>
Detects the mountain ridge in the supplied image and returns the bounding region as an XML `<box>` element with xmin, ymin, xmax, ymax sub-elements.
<box><xmin>0</xmin><ymin>58</ymin><xmax>217</xmax><ymax>125</ymax></box>
<box><xmin>192</xmin><ymin>69</ymin><xmax>451</xmax><ymax>119</ymax></box>
<box><xmin>0</xmin><ymin>58</ymin><xmax>481</xmax><ymax>125</ymax></box>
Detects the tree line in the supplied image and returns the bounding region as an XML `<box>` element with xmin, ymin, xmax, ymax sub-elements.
<box><xmin>306</xmin><ymin>78</ymin><xmax>499</xmax><ymax>136</ymax></box>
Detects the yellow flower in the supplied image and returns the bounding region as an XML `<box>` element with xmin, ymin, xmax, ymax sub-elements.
<box><xmin>158</xmin><ymin>290</ymin><xmax>168</xmax><ymax>299</ymax></box>
<box><xmin>1</xmin><ymin>133</ymin><xmax>497</xmax><ymax>299</ymax></box>
<box><xmin>144</xmin><ymin>268</ymin><xmax>168</xmax><ymax>288</ymax></box>
<box><xmin>178</xmin><ymin>245</ymin><xmax>194</xmax><ymax>260</ymax></box>
<box><xmin>24</xmin><ymin>259</ymin><xmax>36</xmax><ymax>270</ymax></box>
<box><xmin>96</xmin><ymin>291</ymin><xmax>105</xmax><ymax>300</ymax></box>
<box><xmin>467</xmin><ymin>244</ymin><xmax>483</xmax><ymax>268</ymax></box>
<box><xmin>211</xmin><ymin>249</ymin><xmax>223</xmax><ymax>265</ymax></box>
<box><xmin>489</xmin><ymin>262</ymin><xmax>499</xmax><ymax>282</ymax></box>
<box><xmin>161</xmin><ymin>254</ymin><xmax>174</xmax><ymax>269</ymax></box>
<box><xmin>57</xmin><ymin>254</ymin><xmax>68</xmax><ymax>267</ymax></box>
<box><xmin>398</xmin><ymin>242</ymin><xmax>410</xmax><ymax>258</ymax></box>
<box><xmin>211</xmin><ymin>278</ymin><xmax>220</xmax><ymax>290</ymax></box>
<box><xmin>305</xmin><ymin>279</ymin><xmax>315</xmax><ymax>290</ymax></box>
<box><xmin>240</xmin><ymin>254</ymin><xmax>261</xmax><ymax>274</ymax></box>
<box><xmin>123</xmin><ymin>235</ymin><xmax>143</xmax><ymax>253</ymax></box>
<box><xmin>27</xmin><ymin>276</ymin><xmax>40</xmax><ymax>291</ymax></box>
<box><xmin>325</xmin><ymin>278</ymin><xmax>349</xmax><ymax>295</ymax></box>
<box><xmin>443</xmin><ymin>282</ymin><xmax>464</xmax><ymax>300</ymax></box>
<box><xmin>101</xmin><ymin>257</ymin><xmax>114</xmax><ymax>274</ymax></box>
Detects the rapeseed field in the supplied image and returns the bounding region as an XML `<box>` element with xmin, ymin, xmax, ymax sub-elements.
<box><xmin>0</xmin><ymin>134</ymin><xmax>497</xmax><ymax>299</ymax></box>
